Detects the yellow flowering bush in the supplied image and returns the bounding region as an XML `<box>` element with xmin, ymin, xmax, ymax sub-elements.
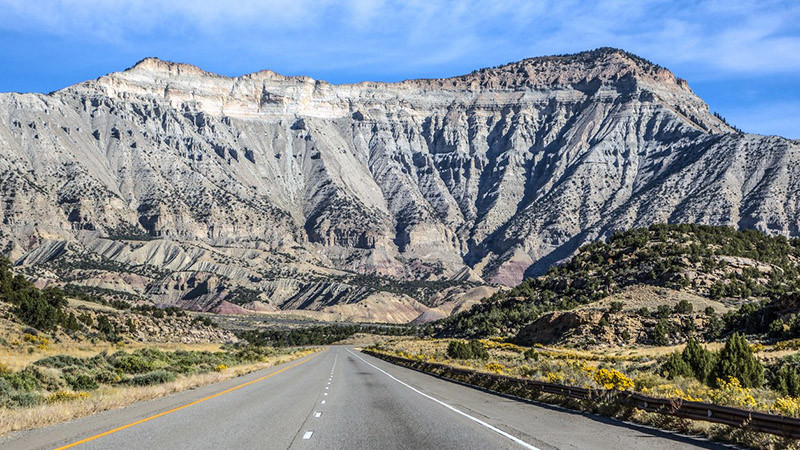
<box><xmin>22</xmin><ymin>333</ymin><xmax>49</xmax><ymax>349</ymax></box>
<box><xmin>773</xmin><ymin>396</ymin><xmax>800</xmax><ymax>417</ymax></box>
<box><xmin>214</xmin><ymin>364</ymin><xmax>228</xmax><ymax>372</ymax></box>
<box><xmin>591</xmin><ymin>368</ymin><xmax>634</xmax><ymax>391</ymax></box>
<box><xmin>485</xmin><ymin>363</ymin><xmax>506</xmax><ymax>374</ymax></box>
<box><xmin>775</xmin><ymin>338</ymin><xmax>800</xmax><ymax>351</ymax></box>
<box><xmin>46</xmin><ymin>390</ymin><xmax>90</xmax><ymax>403</ymax></box>
<box><xmin>479</xmin><ymin>340</ymin><xmax>525</xmax><ymax>352</ymax></box>
<box><xmin>710</xmin><ymin>377</ymin><xmax>756</xmax><ymax>408</ymax></box>
<box><xmin>546</xmin><ymin>372</ymin><xmax>565</xmax><ymax>384</ymax></box>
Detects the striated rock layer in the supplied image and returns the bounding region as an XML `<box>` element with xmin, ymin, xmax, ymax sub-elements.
<box><xmin>0</xmin><ymin>48</ymin><xmax>797</xmax><ymax>320</ymax></box>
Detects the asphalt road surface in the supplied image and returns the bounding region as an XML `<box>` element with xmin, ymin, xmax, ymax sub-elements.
<box><xmin>1</xmin><ymin>347</ymin><xmax>728</xmax><ymax>450</ymax></box>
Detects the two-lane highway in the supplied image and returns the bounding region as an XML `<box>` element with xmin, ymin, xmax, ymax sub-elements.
<box><xmin>1</xmin><ymin>347</ymin><xmax>726</xmax><ymax>449</ymax></box>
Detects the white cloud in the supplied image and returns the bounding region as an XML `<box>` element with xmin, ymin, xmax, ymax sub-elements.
<box><xmin>0</xmin><ymin>0</ymin><xmax>798</xmax><ymax>78</ymax></box>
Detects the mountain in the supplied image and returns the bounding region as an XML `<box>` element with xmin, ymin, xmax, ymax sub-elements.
<box><xmin>0</xmin><ymin>48</ymin><xmax>797</xmax><ymax>320</ymax></box>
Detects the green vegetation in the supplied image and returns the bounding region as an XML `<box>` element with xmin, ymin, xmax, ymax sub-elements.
<box><xmin>432</xmin><ymin>224</ymin><xmax>800</xmax><ymax>339</ymax></box>
<box><xmin>0</xmin><ymin>257</ymin><xmax>193</xmax><ymax>342</ymax></box>
<box><xmin>0</xmin><ymin>346</ymin><xmax>290</xmax><ymax>409</ymax></box>
<box><xmin>712</xmin><ymin>333</ymin><xmax>764</xmax><ymax>388</ymax></box>
<box><xmin>769</xmin><ymin>353</ymin><xmax>800</xmax><ymax>397</ymax></box>
<box><xmin>1</xmin><ymin>257</ymin><xmax>70</xmax><ymax>331</ymax></box>
<box><xmin>446</xmin><ymin>340</ymin><xmax>488</xmax><ymax>360</ymax></box>
<box><xmin>239</xmin><ymin>324</ymin><xmax>418</xmax><ymax>347</ymax></box>
<box><xmin>331</xmin><ymin>273</ymin><xmax>475</xmax><ymax>306</ymax></box>
<box><xmin>662</xmin><ymin>334</ymin><xmax>762</xmax><ymax>388</ymax></box>
<box><xmin>61</xmin><ymin>284</ymin><xmax>139</xmax><ymax>309</ymax></box>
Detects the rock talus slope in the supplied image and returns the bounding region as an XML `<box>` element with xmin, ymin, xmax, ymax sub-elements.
<box><xmin>0</xmin><ymin>48</ymin><xmax>797</xmax><ymax>320</ymax></box>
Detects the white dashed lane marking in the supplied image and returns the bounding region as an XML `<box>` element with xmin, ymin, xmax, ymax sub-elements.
<box><xmin>314</xmin><ymin>412</ymin><xmax>322</xmax><ymax>418</ymax></box>
<box><xmin>303</xmin><ymin>431</ymin><xmax>313</xmax><ymax>440</ymax></box>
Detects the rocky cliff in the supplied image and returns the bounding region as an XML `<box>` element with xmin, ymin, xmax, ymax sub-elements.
<box><xmin>0</xmin><ymin>48</ymin><xmax>797</xmax><ymax>320</ymax></box>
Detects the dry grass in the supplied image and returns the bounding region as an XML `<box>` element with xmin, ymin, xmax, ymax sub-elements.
<box><xmin>0</xmin><ymin>348</ymin><xmax>319</xmax><ymax>436</ymax></box>
<box><xmin>0</xmin><ymin>337</ymin><xmax>227</xmax><ymax>371</ymax></box>
<box><xmin>582</xmin><ymin>285</ymin><xmax>734</xmax><ymax>314</ymax></box>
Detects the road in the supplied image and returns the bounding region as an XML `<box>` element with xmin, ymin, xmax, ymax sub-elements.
<box><xmin>1</xmin><ymin>347</ymin><xmax>727</xmax><ymax>450</ymax></box>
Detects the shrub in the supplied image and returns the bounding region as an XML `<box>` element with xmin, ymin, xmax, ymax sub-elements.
<box><xmin>1</xmin><ymin>371</ymin><xmax>40</xmax><ymax>392</ymax></box>
<box><xmin>773</xmin><ymin>396</ymin><xmax>800</xmax><ymax>417</ymax></box>
<box><xmin>446</xmin><ymin>340</ymin><xmax>488</xmax><ymax>360</ymax></box>
<box><xmin>673</xmin><ymin>300</ymin><xmax>693</xmax><ymax>314</ymax></box>
<box><xmin>126</xmin><ymin>370</ymin><xmax>175</xmax><ymax>386</ymax></box>
<box><xmin>523</xmin><ymin>348</ymin><xmax>540</xmax><ymax>361</ymax></box>
<box><xmin>712</xmin><ymin>333</ymin><xmax>763</xmax><ymax>388</ymax></box>
<box><xmin>35</xmin><ymin>354</ymin><xmax>82</xmax><ymax>369</ymax></box>
<box><xmin>655</xmin><ymin>305</ymin><xmax>672</xmax><ymax>319</ymax></box>
<box><xmin>66</xmin><ymin>373</ymin><xmax>99</xmax><ymax>391</ymax></box>
<box><xmin>112</xmin><ymin>354</ymin><xmax>155</xmax><ymax>374</ymax></box>
<box><xmin>78</xmin><ymin>313</ymin><xmax>94</xmax><ymax>327</ymax></box>
<box><xmin>15</xmin><ymin>295</ymin><xmax>62</xmax><ymax>331</ymax></box>
<box><xmin>650</xmin><ymin>320</ymin><xmax>671</xmax><ymax>346</ymax></box>
<box><xmin>770</xmin><ymin>358</ymin><xmax>800</xmax><ymax>397</ymax></box>
<box><xmin>485</xmin><ymin>363</ymin><xmax>505</xmax><ymax>374</ymax></box>
<box><xmin>661</xmin><ymin>352</ymin><xmax>693</xmax><ymax>379</ymax></box>
<box><xmin>592</xmin><ymin>368</ymin><xmax>634</xmax><ymax>391</ymax></box>
<box><xmin>546</xmin><ymin>372</ymin><xmax>564</xmax><ymax>384</ymax></box>
<box><xmin>96</xmin><ymin>315</ymin><xmax>115</xmax><ymax>336</ymax></box>
<box><xmin>609</xmin><ymin>301</ymin><xmax>624</xmax><ymax>313</ymax></box>
<box><xmin>682</xmin><ymin>337</ymin><xmax>716</xmax><ymax>383</ymax></box>
<box><xmin>710</xmin><ymin>377</ymin><xmax>756</xmax><ymax>408</ymax></box>
<box><xmin>46</xmin><ymin>390</ymin><xmax>90</xmax><ymax>403</ymax></box>
<box><xmin>776</xmin><ymin>339</ymin><xmax>800</xmax><ymax>351</ymax></box>
<box><xmin>214</xmin><ymin>364</ymin><xmax>228</xmax><ymax>372</ymax></box>
<box><xmin>4</xmin><ymin>391</ymin><xmax>42</xmax><ymax>408</ymax></box>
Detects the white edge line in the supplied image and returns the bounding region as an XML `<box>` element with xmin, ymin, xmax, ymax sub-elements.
<box><xmin>346</xmin><ymin>349</ymin><xmax>540</xmax><ymax>450</ymax></box>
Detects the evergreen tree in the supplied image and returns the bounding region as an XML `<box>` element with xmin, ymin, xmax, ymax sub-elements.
<box><xmin>772</xmin><ymin>364</ymin><xmax>800</xmax><ymax>397</ymax></box>
<box><xmin>661</xmin><ymin>352</ymin><xmax>693</xmax><ymax>379</ymax></box>
<box><xmin>712</xmin><ymin>333</ymin><xmax>763</xmax><ymax>388</ymax></box>
<box><xmin>682</xmin><ymin>337</ymin><xmax>716</xmax><ymax>383</ymax></box>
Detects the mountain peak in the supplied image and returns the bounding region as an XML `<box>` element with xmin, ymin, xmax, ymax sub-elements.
<box><xmin>125</xmin><ymin>57</ymin><xmax>215</xmax><ymax>78</ymax></box>
<box><xmin>452</xmin><ymin>47</ymin><xmax>688</xmax><ymax>91</ymax></box>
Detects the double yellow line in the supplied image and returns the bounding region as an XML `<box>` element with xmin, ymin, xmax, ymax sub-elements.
<box><xmin>55</xmin><ymin>350</ymin><xmax>323</xmax><ymax>449</ymax></box>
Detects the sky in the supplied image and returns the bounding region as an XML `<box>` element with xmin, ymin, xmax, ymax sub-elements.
<box><xmin>0</xmin><ymin>0</ymin><xmax>797</xmax><ymax>138</ymax></box>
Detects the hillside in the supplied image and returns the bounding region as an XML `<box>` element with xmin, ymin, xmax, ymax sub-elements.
<box><xmin>1</xmin><ymin>48</ymin><xmax>798</xmax><ymax>320</ymax></box>
<box><xmin>432</xmin><ymin>224</ymin><xmax>800</xmax><ymax>346</ymax></box>
<box><xmin>0</xmin><ymin>258</ymin><xmax>235</xmax><ymax>346</ymax></box>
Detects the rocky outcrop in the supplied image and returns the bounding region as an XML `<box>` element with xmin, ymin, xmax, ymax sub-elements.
<box><xmin>1</xmin><ymin>48</ymin><xmax>798</xmax><ymax>320</ymax></box>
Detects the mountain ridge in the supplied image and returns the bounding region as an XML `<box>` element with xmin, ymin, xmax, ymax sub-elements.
<box><xmin>0</xmin><ymin>48</ymin><xmax>796</xmax><ymax>321</ymax></box>
<box><xmin>88</xmin><ymin>47</ymin><xmax>689</xmax><ymax>91</ymax></box>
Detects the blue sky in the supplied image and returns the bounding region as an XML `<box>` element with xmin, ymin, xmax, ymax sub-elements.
<box><xmin>0</xmin><ymin>0</ymin><xmax>798</xmax><ymax>138</ymax></box>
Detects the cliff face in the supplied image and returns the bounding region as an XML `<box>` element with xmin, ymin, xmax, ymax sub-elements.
<box><xmin>0</xmin><ymin>48</ymin><xmax>797</xmax><ymax>319</ymax></box>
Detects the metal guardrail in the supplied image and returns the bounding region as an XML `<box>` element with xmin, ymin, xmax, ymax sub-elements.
<box><xmin>362</xmin><ymin>350</ymin><xmax>800</xmax><ymax>439</ymax></box>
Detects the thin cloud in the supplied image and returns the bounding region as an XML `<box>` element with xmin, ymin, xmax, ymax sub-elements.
<box><xmin>1</xmin><ymin>0</ymin><xmax>798</xmax><ymax>76</ymax></box>
<box><xmin>0</xmin><ymin>0</ymin><xmax>797</xmax><ymax>137</ymax></box>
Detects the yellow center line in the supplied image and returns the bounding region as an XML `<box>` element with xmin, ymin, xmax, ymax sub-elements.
<box><xmin>54</xmin><ymin>349</ymin><xmax>325</xmax><ymax>449</ymax></box>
